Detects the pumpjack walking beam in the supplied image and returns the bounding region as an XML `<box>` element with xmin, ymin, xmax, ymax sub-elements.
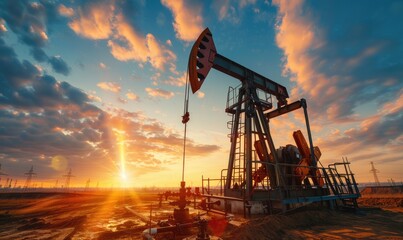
<box><xmin>189</xmin><ymin>29</ymin><xmax>289</xmax><ymax>106</ymax></box>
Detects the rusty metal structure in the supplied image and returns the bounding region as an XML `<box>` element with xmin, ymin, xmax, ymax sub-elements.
<box><xmin>188</xmin><ymin>28</ymin><xmax>360</xmax><ymax>214</ymax></box>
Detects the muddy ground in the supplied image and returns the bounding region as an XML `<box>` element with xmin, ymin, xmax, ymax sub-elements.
<box><xmin>0</xmin><ymin>189</ymin><xmax>402</xmax><ymax>240</ymax></box>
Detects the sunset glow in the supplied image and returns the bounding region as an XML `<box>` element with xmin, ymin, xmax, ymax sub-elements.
<box><xmin>119</xmin><ymin>140</ymin><xmax>127</xmax><ymax>181</ymax></box>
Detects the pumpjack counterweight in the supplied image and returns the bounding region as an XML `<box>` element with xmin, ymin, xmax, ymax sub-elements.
<box><xmin>189</xmin><ymin>28</ymin><xmax>360</xmax><ymax>214</ymax></box>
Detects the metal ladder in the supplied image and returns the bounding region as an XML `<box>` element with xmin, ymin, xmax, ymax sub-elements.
<box><xmin>323</xmin><ymin>160</ymin><xmax>360</xmax><ymax>210</ymax></box>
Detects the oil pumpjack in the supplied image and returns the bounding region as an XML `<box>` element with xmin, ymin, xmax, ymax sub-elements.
<box><xmin>144</xmin><ymin>28</ymin><xmax>361</xmax><ymax>240</ymax></box>
<box><xmin>188</xmin><ymin>28</ymin><xmax>360</xmax><ymax>214</ymax></box>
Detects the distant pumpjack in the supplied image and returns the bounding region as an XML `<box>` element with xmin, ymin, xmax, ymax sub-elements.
<box><xmin>24</xmin><ymin>166</ymin><xmax>36</xmax><ymax>189</ymax></box>
<box><xmin>370</xmin><ymin>162</ymin><xmax>380</xmax><ymax>186</ymax></box>
<box><xmin>63</xmin><ymin>168</ymin><xmax>74</xmax><ymax>190</ymax></box>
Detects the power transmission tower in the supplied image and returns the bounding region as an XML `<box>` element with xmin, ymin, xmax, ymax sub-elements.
<box><xmin>0</xmin><ymin>164</ymin><xmax>7</xmax><ymax>188</ymax></box>
<box><xmin>24</xmin><ymin>166</ymin><xmax>36</xmax><ymax>189</ymax></box>
<box><xmin>370</xmin><ymin>162</ymin><xmax>380</xmax><ymax>186</ymax></box>
<box><xmin>0</xmin><ymin>164</ymin><xmax>7</xmax><ymax>176</ymax></box>
<box><xmin>85</xmin><ymin>178</ymin><xmax>90</xmax><ymax>191</ymax></box>
<box><xmin>63</xmin><ymin>169</ymin><xmax>74</xmax><ymax>190</ymax></box>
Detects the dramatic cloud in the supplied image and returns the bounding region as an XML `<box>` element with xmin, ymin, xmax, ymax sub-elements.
<box><xmin>97</xmin><ymin>82</ymin><xmax>121</xmax><ymax>93</ymax></box>
<box><xmin>161</xmin><ymin>0</ymin><xmax>204</xmax><ymax>41</ymax></box>
<box><xmin>273</xmin><ymin>0</ymin><xmax>403</xmax><ymax>122</ymax></box>
<box><xmin>68</xmin><ymin>1</ymin><xmax>114</xmax><ymax>40</ymax></box>
<box><xmin>145</xmin><ymin>87</ymin><xmax>174</xmax><ymax>99</ymax></box>
<box><xmin>0</xmin><ymin>0</ymin><xmax>71</xmax><ymax>76</ymax></box>
<box><xmin>49</xmin><ymin>56</ymin><xmax>70</xmax><ymax>76</ymax></box>
<box><xmin>0</xmin><ymin>0</ymin><xmax>55</xmax><ymax>48</ymax></box>
<box><xmin>317</xmin><ymin>90</ymin><xmax>403</xmax><ymax>151</ymax></box>
<box><xmin>272</xmin><ymin>0</ymin><xmax>403</xmax><ymax>172</ymax></box>
<box><xmin>107</xmin><ymin>14</ymin><xmax>176</xmax><ymax>71</ymax></box>
<box><xmin>67</xmin><ymin>1</ymin><xmax>176</xmax><ymax>72</ymax></box>
<box><xmin>0</xmin><ymin>37</ymin><xmax>219</xmax><ymax>180</ymax></box>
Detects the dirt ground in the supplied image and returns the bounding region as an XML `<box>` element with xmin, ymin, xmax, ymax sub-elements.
<box><xmin>0</xmin><ymin>189</ymin><xmax>402</xmax><ymax>240</ymax></box>
<box><xmin>0</xmin><ymin>190</ymin><xmax>161</xmax><ymax>239</ymax></box>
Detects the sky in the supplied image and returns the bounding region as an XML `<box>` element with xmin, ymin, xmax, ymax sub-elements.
<box><xmin>0</xmin><ymin>0</ymin><xmax>402</xmax><ymax>188</ymax></box>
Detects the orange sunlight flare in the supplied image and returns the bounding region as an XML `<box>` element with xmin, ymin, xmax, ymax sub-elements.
<box><xmin>113</xmin><ymin>128</ymin><xmax>129</xmax><ymax>187</ymax></box>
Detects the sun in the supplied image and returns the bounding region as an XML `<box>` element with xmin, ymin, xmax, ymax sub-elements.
<box><xmin>120</xmin><ymin>172</ymin><xmax>130</xmax><ymax>188</ymax></box>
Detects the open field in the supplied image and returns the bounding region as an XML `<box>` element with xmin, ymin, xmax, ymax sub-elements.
<box><xmin>0</xmin><ymin>188</ymin><xmax>402</xmax><ymax>240</ymax></box>
<box><xmin>0</xmin><ymin>191</ymin><xmax>162</xmax><ymax>239</ymax></box>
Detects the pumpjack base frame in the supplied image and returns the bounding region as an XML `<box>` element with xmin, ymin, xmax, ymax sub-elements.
<box><xmin>224</xmin><ymin>187</ymin><xmax>330</xmax><ymax>200</ymax></box>
<box><xmin>204</xmin><ymin>190</ymin><xmax>360</xmax><ymax>215</ymax></box>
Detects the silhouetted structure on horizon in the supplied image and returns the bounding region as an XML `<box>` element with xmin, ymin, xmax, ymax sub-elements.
<box><xmin>24</xmin><ymin>166</ymin><xmax>36</xmax><ymax>189</ymax></box>
<box><xmin>370</xmin><ymin>161</ymin><xmax>380</xmax><ymax>186</ymax></box>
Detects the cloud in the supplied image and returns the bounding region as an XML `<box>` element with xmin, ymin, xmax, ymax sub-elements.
<box><xmin>68</xmin><ymin>1</ymin><xmax>114</xmax><ymax>40</ymax></box>
<box><xmin>66</xmin><ymin>1</ymin><xmax>176</xmax><ymax>72</ymax></box>
<box><xmin>0</xmin><ymin>0</ymin><xmax>56</xmax><ymax>48</ymax></box>
<box><xmin>0</xmin><ymin>0</ymin><xmax>71</xmax><ymax>76</ymax></box>
<box><xmin>0</xmin><ymin>37</ymin><xmax>220</xmax><ymax>180</ymax></box>
<box><xmin>107</xmin><ymin>14</ymin><xmax>176</xmax><ymax>71</ymax></box>
<box><xmin>271</xmin><ymin>0</ymin><xmax>403</xmax><ymax>173</ymax></box>
<box><xmin>317</xmin><ymin>90</ymin><xmax>403</xmax><ymax>151</ymax></box>
<box><xmin>273</xmin><ymin>0</ymin><xmax>403</xmax><ymax>122</ymax></box>
<box><xmin>58</xmin><ymin>4</ymin><xmax>74</xmax><ymax>17</ymax></box>
<box><xmin>126</xmin><ymin>92</ymin><xmax>139</xmax><ymax>101</ymax></box>
<box><xmin>213</xmin><ymin>0</ymin><xmax>256</xmax><ymax>24</ymax></box>
<box><xmin>48</xmin><ymin>55</ymin><xmax>70</xmax><ymax>76</ymax></box>
<box><xmin>106</xmin><ymin>14</ymin><xmax>148</xmax><ymax>62</ymax></box>
<box><xmin>161</xmin><ymin>0</ymin><xmax>204</xmax><ymax>41</ymax></box>
<box><xmin>146</xmin><ymin>34</ymin><xmax>177</xmax><ymax>70</ymax></box>
<box><xmin>117</xmin><ymin>96</ymin><xmax>127</xmax><ymax>104</ymax></box>
<box><xmin>239</xmin><ymin>0</ymin><xmax>257</xmax><ymax>8</ymax></box>
<box><xmin>97</xmin><ymin>82</ymin><xmax>121</xmax><ymax>93</ymax></box>
<box><xmin>163</xmin><ymin>71</ymin><xmax>187</xmax><ymax>87</ymax></box>
<box><xmin>196</xmin><ymin>91</ymin><xmax>205</xmax><ymax>99</ymax></box>
<box><xmin>166</xmin><ymin>39</ymin><xmax>172</xmax><ymax>46</ymax></box>
<box><xmin>99</xmin><ymin>62</ymin><xmax>107</xmax><ymax>69</ymax></box>
<box><xmin>145</xmin><ymin>87</ymin><xmax>174</xmax><ymax>99</ymax></box>
<box><xmin>31</xmin><ymin>48</ymin><xmax>48</xmax><ymax>62</ymax></box>
<box><xmin>0</xmin><ymin>18</ymin><xmax>6</xmax><ymax>33</ymax></box>
<box><xmin>0</xmin><ymin>1</ymin><xmax>49</xmax><ymax>47</ymax></box>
